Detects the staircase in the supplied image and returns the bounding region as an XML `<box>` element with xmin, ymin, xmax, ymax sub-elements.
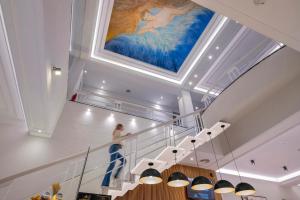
<box><xmin>0</xmin><ymin>110</ymin><xmax>229</xmax><ymax>200</ymax></box>
<box><xmin>77</xmin><ymin>111</ymin><xmax>230</xmax><ymax>199</ymax></box>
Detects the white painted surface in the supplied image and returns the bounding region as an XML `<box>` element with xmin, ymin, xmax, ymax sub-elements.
<box><xmin>0</xmin><ymin>102</ymin><xmax>156</xmax><ymax>197</ymax></box>
<box><xmin>193</xmin><ymin>0</ymin><xmax>300</xmax><ymax>52</ymax></box>
<box><xmin>0</xmin><ymin>0</ymin><xmax>72</xmax><ymax>136</ymax></box>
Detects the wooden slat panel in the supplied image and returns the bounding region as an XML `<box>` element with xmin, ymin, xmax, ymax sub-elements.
<box><xmin>116</xmin><ymin>164</ymin><xmax>222</xmax><ymax>200</ymax></box>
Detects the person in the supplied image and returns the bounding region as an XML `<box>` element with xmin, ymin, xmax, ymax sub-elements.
<box><xmin>101</xmin><ymin>124</ymin><xmax>131</xmax><ymax>188</ymax></box>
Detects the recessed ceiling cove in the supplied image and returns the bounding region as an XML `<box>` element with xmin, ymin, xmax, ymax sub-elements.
<box><xmin>91</xmin><ymin>0</ymin><xmax>227</xmax><ymax>84</ymax></box>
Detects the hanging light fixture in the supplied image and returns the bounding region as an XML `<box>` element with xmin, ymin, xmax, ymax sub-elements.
<box><xmin>139</xmin><ymin>162</ymin><xmax>162</xmax><ymax>185</ymax></box>
<box><xmin>221</xmin><ymin>124</ymin><xmax>256</xmax><ymax>196</ymax></box>
<box><xmin>207</xmin><ymin>131</ymin><xmax>235</xmax><ymax>194</ymax></box>
<box><xmin>190</xmin><ymin>139</ymin><xmax>213</xmax><ymax>190</ymax></box>
<box><xmin>167</xmin><ymin>150</ymin><xmax>190</xmax><ymax>187</ymax></box>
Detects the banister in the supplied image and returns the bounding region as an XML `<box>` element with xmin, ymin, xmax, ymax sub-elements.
<box><xmin>0</xmin><ymin>108</ymin><xmax>202</xmax><ymax>185</ymax></box>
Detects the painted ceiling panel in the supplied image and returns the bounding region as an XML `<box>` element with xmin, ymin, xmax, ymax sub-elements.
<box><xmin>104</xmin><ymin>0</ymin><xmax>214</xmax><ymax>73</ymax></box>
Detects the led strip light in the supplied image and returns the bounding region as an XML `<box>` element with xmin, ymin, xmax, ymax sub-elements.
<box><xmin>217</xmin><ymin>168</ymin><xmax>300</xmax><ymax>183</ymax></box>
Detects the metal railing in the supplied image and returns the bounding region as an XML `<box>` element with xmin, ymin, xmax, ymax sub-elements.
<box><xmin>75</xmin><ymin>88</ymin><xmax>179</xmax><ymax>122</ymax></box>
<box><xmin>0</xmin><ymin>109</ymin><xmax>203</xmax><ymax>200</ymax></box>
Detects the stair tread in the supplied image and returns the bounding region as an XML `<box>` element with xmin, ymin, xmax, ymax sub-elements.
<box><xmin>131</xmin><ymin>158</ymin><xmax>166</xmax><ymax>175</ymax></box>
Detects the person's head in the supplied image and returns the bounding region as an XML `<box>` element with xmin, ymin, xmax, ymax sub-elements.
<box><xmin>115</xmin><ymin>123</ymin><xmax>124</xmax><ymax>131</ymax></box>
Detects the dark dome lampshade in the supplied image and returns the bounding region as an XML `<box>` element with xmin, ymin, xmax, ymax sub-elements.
<box><xmin>191</xmin><ymin>176</ymin><xmax>213</xmax><ymax>191</ymax></box>
<box><xmin>167</xmin><ymin>172</ymin><xmax>190</xmax><ymax>187</ymax></box>
<box><xmin>214</xmin><ymin>180</ymin><xmax>235</xmax><ymax>194</ymax></box>
<box><xmin>235</xmin><ymin>182</ymin><xmax>256</xmax><ymax>196</ymax></box>
<box><xmin>139</xmin><ymin>163</ymin><xmax>162</xmax><ymax>185</ymax></box>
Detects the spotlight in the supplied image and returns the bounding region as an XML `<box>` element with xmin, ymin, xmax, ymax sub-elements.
<box><xmin>52</xmin><ymin>67</ymin><xmax>62</xmax><ymax>76</ymax></box>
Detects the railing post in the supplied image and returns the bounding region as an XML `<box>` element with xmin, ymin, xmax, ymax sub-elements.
<box><xmin>134</xmin><ymin>137</ymin><xmax>138</xmax><ymax>167</ymax></box>
<box><xmin>128</xmin><ymin>140</ymin><xmax>132</xmax><ymax>181</ymax></box>
<box><xmin>75</xmin><ymin>146</ymin><xmax>90</xmax><ymax>200</ymax></box>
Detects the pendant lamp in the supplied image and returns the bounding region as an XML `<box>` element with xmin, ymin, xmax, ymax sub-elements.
<box><xmin>190</xmin><ymin>139</ymin><xmax>213</xmax><ymax>190</ymax></box>
<box><xmin>167</xmin><ymin>150</ymin><xmax>190</xmax><ymax>187</ymax></box>
<box><xmin>221</xmin><ymin>125</ymin><xmax>256</xmax><ymax>196</ymax></box>
<box><xmin>139</xmin><ymin>162</ymin><xmax>162</xmax><ymax>185</ymax></box>
<box><xmin>207</xmin><ymin>131</ymin><xmax>235</xmax><ymax>194</ymax></box>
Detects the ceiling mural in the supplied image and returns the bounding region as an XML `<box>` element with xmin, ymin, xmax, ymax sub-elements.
<box><xmin>104</xmin><ymin>0</ymin><xmax>214</xmax><ymax>73</ymax></box>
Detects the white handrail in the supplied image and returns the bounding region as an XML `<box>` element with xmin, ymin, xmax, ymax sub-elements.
<box><xmin>0</xmin><ymin>108</ymin><xmax>202</xmax><ymax>185</ymax></box>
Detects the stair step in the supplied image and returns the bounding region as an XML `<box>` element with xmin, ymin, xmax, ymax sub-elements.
<box><xmin>176</xmin><ymin>136</ymin><xmax>206</xmax><ymax>151</ymax></box>
<box><xmin>195</xmin><ymin>122</ymin><xmax>230</xmax><ymax>141</ymax></box>
<box><xmin>105</xmin><ymin>121</ymin><xmax>230</xmax><ymax>199</ymax></box>
<box><xmin>155</xmin><ymin>146</ymin><xmax>186</xmax><ymax>167</ymax></box>
<box><xmin>131</xmin><ymin>158</ymin><xmax>166</xmax><ymax>175</ymax></box>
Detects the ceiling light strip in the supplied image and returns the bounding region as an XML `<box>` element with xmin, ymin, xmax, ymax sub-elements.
<box><xmin>91</xmin><ymin>0</ymin><xmax>228</xmax><ymax>85</ymax></box>
<box><xmin>217</xmin><ymin>169</ymin><xmax>279</xmax><ymax>182</ymax></box>
<box><xmin>218</xmin><ymin>168</ymin><xmax>300</xmax><ymax>183</ymax></box>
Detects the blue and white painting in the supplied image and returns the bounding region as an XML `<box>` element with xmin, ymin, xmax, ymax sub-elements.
<box><xmin>104</xmin><ymin>0</ymin><xmax>214</xmax><ymax>73</ymax></box>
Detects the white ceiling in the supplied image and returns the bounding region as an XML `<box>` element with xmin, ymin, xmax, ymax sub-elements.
<box><xmin>223</xmin><ymin>123</ymin><xmax>300</xmax><ymax>179</ymax></box>
<box><xmin>193</xmin><ymin>0</ymin><xmax>300</xmax><ymax>52</ymax></box>
<box><xmin>69</xmin><ymin>0</ymin><xmax>281</xmax><ymax>114</ymax></box>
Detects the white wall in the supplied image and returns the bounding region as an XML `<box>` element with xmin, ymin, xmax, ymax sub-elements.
<box><xmin>0</xmin><ymin>101</ymin><xmax>156</xmax><ymax>182</ymax></box>
<box><xmin>221</xmin><ymin>174</ymin><xmax>300</xmax><ymax>200</ymax></box>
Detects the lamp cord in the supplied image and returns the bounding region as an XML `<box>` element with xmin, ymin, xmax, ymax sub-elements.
<box><xmin>192</xmin><ymin>143</ymin><xmax>200</xmax><ymax>168</ymax></box>
<box><xmin>174</xmin><ymin>151</ymin><xmax>177</xmax><ymax>164</ymax></box>
<box><xmin>223</xmin><ymin>129</ymin><xmax>243</xmax><ymax>182</ymax></box>
<box><xmin>209</xmin><ymin>134</ymin><xmax>223</xmax><ymax>180</ymax></box>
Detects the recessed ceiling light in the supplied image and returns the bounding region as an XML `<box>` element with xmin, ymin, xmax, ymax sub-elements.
<box><xmin>215</xmin><ymin>46</ymin><xmax>220</xmax><ymax>50</ymax></box>
<box><xmin>194</xmin><ymin>74</ymin><xmax>198</xmax><ymax>78</ymax></box>
<box><xmin>189</xmin><ymin>81</ymin><xmax>193</xmax><ymax>86</ymax></box>
<box><xmin>38</xmin><ymin>129</ymin><xmax>42</xmax><ymax>133</ymax></box>
<box><xmin>208</xmin><ymin>55</ymin><xmax>213</xmax><ymax>60</ymax></box>
<box><xmin>100</xmin><ymin>86</ymin><xmax>104</xmax><ymax>89</ymax></box>
<box><xmin>195</xmin><ymin>106</ymin><xmax>199</xmax><ymax>110</ymax></box>
<box><xmin>84</xmin><ymin>70</ymin><xmax>87</xmax><ymax>74</ymax></box>
<box><xmin>190</xmin><ymin>157</ymin><xmax>194</xmax><ymax>161</ymax></box>
<box><xmin>87</xmin><ymin>108</ymin><xmax>91</xmax><ymax>112</ymax></box>
<box><xmin>151</xmin><ymin>122</ymin><xmax>156</xmax><ymax>127</ymax></box>
<box><xmin>102</xmin><ymin>80</ymin><xmax>106</xmax><ymax>84</ymax></box>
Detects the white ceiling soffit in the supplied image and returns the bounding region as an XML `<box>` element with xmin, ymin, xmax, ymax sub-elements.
<box><xmin>0</xmin><ymin>5</ymin><xmax>25</xmax><ymax>124</ymax></box>
<box><xmin>199</xmin><ymin>47</ymin><xmax>300</xmax><ymax>183</ymax></box>
<box><xmin>192</xmin><ymin>0</ymin><xmax>300</xmax><ymax>52</ymax></box>
<box><xmin>219</xmin><ymin>115</ymin><xmax>300</xmax><ymax>184</ymax></box>
<box><xmin>91</xmin><ymin>0</ymin><xmax>228</xmax><ymax>85</ymax></box>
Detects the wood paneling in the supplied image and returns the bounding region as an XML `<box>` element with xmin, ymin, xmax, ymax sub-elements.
<box><xmin>116</xmin><ymin>164</ymin><xmax>222</xmax><ymax>200</ymax></box>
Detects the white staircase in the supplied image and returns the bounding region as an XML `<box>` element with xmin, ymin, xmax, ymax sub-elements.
<box><xmin>0</xmin><ymin>110</ymin><xmax>231</xmax><ymax>200</ymax></box>
<box><xmin>80</xmin><ymin>121</ymin><xmax>230</xmax><ymax>199</ymax></box>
